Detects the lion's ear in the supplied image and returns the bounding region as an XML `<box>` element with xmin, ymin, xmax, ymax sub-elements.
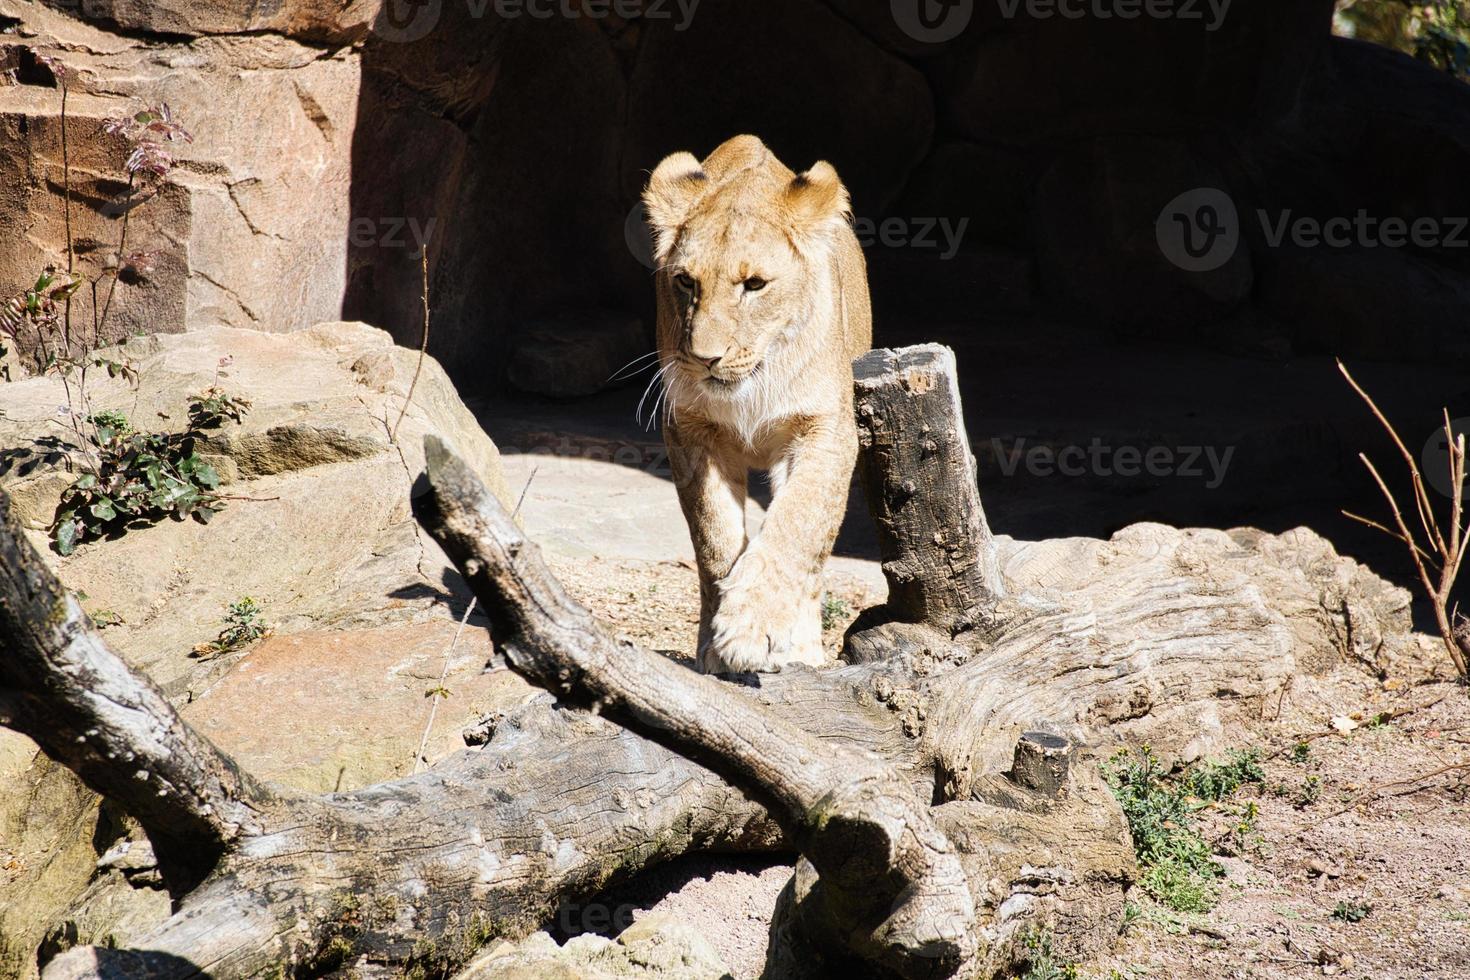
<box><xmin>783</xmin><ymin>161</ymin><xmax>851</xmax><ymax>236</ymax></box>
<box><xmin>643</xmin><ymin>152</ymin><xmax>708</xmax><ymax>263</ymax></box>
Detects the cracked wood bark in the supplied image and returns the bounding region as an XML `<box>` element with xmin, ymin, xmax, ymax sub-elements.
<box><xmin>851</xmin><ymin>345</ymin><xmax>1006</xmax><ymax>643</ymax></box>
<box><xmin>417</xmin><ymin>435</ymin><xmax>979</xmax><ymax>977</ymax></box>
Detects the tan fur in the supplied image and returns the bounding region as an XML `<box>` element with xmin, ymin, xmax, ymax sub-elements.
<box><xmin>643</xmin><ymin>135</ymin><xmax>872</xmax><ymax>673</ymax></box>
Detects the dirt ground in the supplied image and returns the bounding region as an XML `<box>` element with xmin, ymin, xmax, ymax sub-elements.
<box><xmin>1091</xmin><ymin>655</ymin><xmax>1470</xmax><ymax>980</ymax></box>
<box><xmin>551</xmin><ymin>552</ymin><xmax>1470</xmax><ymax>980</ymax></box>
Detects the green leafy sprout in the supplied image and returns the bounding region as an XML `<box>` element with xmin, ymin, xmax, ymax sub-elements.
<box><xmin>51</xmin><ymin>391</ymin><xmax>251</xmax><ymax>555</ymax></box>
<box><xmin>821</xmin><ymin>592</ymin><xmax>850</xmax><ymax>631</ymax></box>
<box><xmin>1104</xmin><ymin>746</ymin><xmax>1264</xmax><ymax>914</ymax></box>
<box><xmin>193</xmin><ymin>596</ymin><xmax>271</xmax><ymax>660</ymax></box>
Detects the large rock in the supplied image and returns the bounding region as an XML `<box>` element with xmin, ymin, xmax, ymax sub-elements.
<box><xmin>0</xmin><ymin>747</ymin><xmax>102</xmax><ymax>980</ymax></box>
<box><xmin>41</xmin><ymin>0</ymin><xmax>380</xmax><ymax>43</ymax></box>
<box><xmin>0</xmin><ymin>322</ymin><xmax>527</xmax><ymax>976</ymax></box>
<box><xmin>1258</xmin><ymin>246</ymin><xmax>1470</xmax><ymax>362</ymax></box>
<box><xmin>0</xmin><ymin>2</ymin><xmax>360</xmax><ymax>344</ymax></box>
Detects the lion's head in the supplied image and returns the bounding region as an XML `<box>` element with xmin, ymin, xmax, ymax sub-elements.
<box><xmin>642</xmin><ymin>136</ymin><xmax>856</xmax><ymax>421</ymax></box>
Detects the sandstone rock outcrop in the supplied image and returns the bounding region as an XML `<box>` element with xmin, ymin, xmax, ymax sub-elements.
<box><xmin>1</xmin><ymin>1</ymin><xmax>360</xmax><ymax>343</ymax></box>
<box><xmin>0</xmin><ymin>322</ymin><xmax>525</xmax><ymax>977</ymax></box>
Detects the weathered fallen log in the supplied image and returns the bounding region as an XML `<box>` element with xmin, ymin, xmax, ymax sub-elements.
<box><xmin>4</xmin><ymin>345</ymin><xmax>1412</xmax><ymax>978</ymax></box>
<box><xmin>421</xmin><ymin>436</ymin><xmax>978</xmax><ymax>975</ymax></box>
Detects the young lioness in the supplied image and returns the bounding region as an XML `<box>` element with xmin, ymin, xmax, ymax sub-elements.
<box><xmin>642</xmin><ymin>135</ymin><xmax>872</xmax><ymax>674</ymax></box>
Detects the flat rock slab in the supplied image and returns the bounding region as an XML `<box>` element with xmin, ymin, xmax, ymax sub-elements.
<box><xmin>183</xmin><ymin>621</ymin><xmax>528</xmax><ymax>794</ymax></box>
<box><xmin>501</xmin><ymin>452</ymin><xmax>887</xmax><ymax>600</ymax></box>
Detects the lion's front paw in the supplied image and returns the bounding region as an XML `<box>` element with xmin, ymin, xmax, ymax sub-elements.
<box><xmin>698</xmin><ymin>559</ymin><xmax>824</xmax><ymax>675</ymax></box>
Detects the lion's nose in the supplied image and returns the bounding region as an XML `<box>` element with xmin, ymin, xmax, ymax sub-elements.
<box><xmin>694</xmin><ymin>352</ymin><xmax>723</xmax><ymax>369</ymax></box>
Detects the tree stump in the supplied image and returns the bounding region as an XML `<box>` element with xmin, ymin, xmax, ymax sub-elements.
<box><xmin>849</xmin><ymin>345</ymin><xmax>1006</xmax><ymax>657</ymax></box>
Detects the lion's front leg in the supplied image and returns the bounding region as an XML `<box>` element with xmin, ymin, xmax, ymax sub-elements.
<box><xmin>705</xmin><ymin>416</ymin><xmax>856</xmax><ymax>674</ymax></box>
<box><xmin>666</xmin><ymin>423</ymin><xmax>749</xmax><ymax>666</ymax></box>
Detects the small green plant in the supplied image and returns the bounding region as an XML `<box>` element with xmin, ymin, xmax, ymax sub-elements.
<box><xmin>821</xmin><ymin>592</ymin><xmax>850</xmax><ymax>631</ymax></box>
<box><xmin>1297</xmin><ymin>775</ymin><xmax>1322</xmax><ymax>807</ymax></box>
<box><xmin>192</xmin><ymin>597</ymin><xmax>271</xmax><ymax>660</ymax></box>
<box><xmin>1229</xmin><ymin>800</ymin><xmax>1260</xmax><ymax>851</ymax></box>
<box><xmin>1332</xmin><ymin>899</ymin><xmax>1372</xmax><ymax>923</ymax></box>
<box><xmin>1182</xmin><ymin>749</ymin><xmax>1265</xmax><ymax>802</ymax></box>
<box><xmin>1105</xmin><ymin>746</ymin><xmax>1264</xmax><ymax>914</ymax></box>
<box><xmin>187</xmin><ymin>387</ymin><xmax>251</xmax><ymax>429</ymax></box>
<box><xmin>51</xmin><ymin>392</ymin><xmax>250</xmax><ymax>555</ymax></box>
<box><xmin>88</xmin><ymin>409</ymin><xmax>132</xmax><ymax>436</ymax></box>
<box><xmin>1290</xmin><ymin>741</ymin><xmax>1312</xmax><ymax>764</ymax></box>
<box><xmin>1017</xmin><ymin>930</ymin><xmax>1079</xmax><ymax>980</ymax></box>
<box><xmin>87</xmin><ymin>609</ymin><xmax>123</xmax><ymax>629</ymax></box>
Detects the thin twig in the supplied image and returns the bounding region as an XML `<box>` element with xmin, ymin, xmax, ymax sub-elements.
<box><xmin>512</xmin><ymin>466</ymin><xmax>539</xmax><ymax>520</ymax></box>
<box><xmin>60</xmin><ymin>75</ymin><xmax>74</xmax><ymax>350</ymax></box>
<box><xmin>1317</xmin><ymin>761</ymin><xmax>1470</xmax><ymax>821</ymax></box>
<box><xmin>1275</xmin><ymin>693</ymin><xmax>1451</xmax><ymax>757</ymax></box>
<box><xmin>412</xmin><ymin>595</ymin><xmax>477</xmax><ymax>775</ymax></box>
<box><xmin>1339</xmin><ymin>360</ymin><xmax>1468</xmax><ymax>681</ymax></box>
<box><xmin>391</xmin><ymin>245</ymin><xmax>430</xmax><ymax>443</ymax></box>
<box><xmin>96</xmin><ymin>172</ymin><xmax>135</xmax><ymax>342</ymax></box>
<box><xmin>1341</xmin><ymin>509</ymin><xmax>1435</xmax><ymax>565</ymax></box>
<box><xmin>412</xmin><ymin>465</ymin><xmax>538</xmax><ymax>773</ymax></box>
<box><xmin>1338</xmin><ymin>360</ymin><xmax>1444</xmax><ymax>553</ymax></box>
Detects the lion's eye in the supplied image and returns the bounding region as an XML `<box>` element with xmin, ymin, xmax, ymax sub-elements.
<box><xmin>674</xmin><ymin>273</ymin><xmax>697</xmax><ymax>295</ymax></box>
<box><xmin>743</xmin><ymin>277</ymin><xmax>768</xmax><ymax>292</ymax></box>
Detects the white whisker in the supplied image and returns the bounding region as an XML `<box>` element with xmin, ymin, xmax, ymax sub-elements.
<box><xmin>607</xmin><ymin>350</ymin><xmax>661</xmax><ymax>383</ymax></box>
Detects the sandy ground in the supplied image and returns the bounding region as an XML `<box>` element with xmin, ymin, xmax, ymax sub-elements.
<box><xmin>497</xmin><ymin>445</ymin><xmax>1470</xmax><ymax>980</ymax></box>
<box><xmin>1091</xmin><ymin>661</ymin><xmax>1470</xmax><ymax>980</ymax></box>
